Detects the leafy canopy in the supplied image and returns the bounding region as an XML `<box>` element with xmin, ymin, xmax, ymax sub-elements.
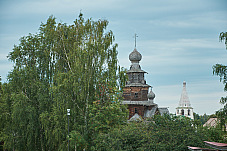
<box><xmin>1</xmin><ymin>13</ymin><xmax>128</xmax><ymax>151</ymax></box>
<box><xmin>214</xmin><ymin>31</ymin><xmax>227</xmax><ymax>130</ymax></box>
<box><xmin>93</xmin><ymin>115</ymin><xmax>225</xmax><ymax>151</ymax></box>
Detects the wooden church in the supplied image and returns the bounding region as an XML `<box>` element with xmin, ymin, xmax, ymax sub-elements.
<box><xmin>122</xmin><ymin>46</ymin><xmax>169</xmax><ymax>120</ymax></box>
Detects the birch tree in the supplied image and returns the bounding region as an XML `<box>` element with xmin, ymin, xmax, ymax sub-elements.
<box><xmin>214</xmin><ymin>32</ymin><xmax>227</xmax><ymax>131</ymax></box>
<box><xmin>2</xmin><ymin>13</ymin><xmax>128</xmax><ymax>150</ymax></box>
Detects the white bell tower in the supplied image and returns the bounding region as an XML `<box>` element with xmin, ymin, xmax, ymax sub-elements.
<box><xmin>176</xmin><ymin>81</ymin><xmax>194</xmax><ymax>120</ymax></box>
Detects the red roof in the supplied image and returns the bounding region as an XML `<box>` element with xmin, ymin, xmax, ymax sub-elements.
<box><xmin>188</xmin><ymin>146</ymin><xmax>203</xmax><ymax>149</ymax></box>
<box><xmin>204</xmin><ymin>141</ymin><xmax>227</xmax><ymax>147</ymax></box>
<box><xmin>188</xmin><ymin>146</ymin><xmax>216</xmax><ymax>151</ymax></box>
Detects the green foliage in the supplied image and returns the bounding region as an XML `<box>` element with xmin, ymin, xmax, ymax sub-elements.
<box><xmin>213</xmin><ymin>31</ymin><xmax>227</xmax><ymax>131</ymax></box>
<box><xmin>193</xmin><ymin>112</ymin><xmax>210</xmax><ymax>125</ymax></box>
<box><xmin>213</xmin><ymin>64</ymin><xmax>227</xmax><ymax>102</ymax></box>
<box><xmin>69</xmin><ymin>130</ymin><xmax>87</xmax><ymax>150</ymax></box>
<box><xmin>89</xmin><ymin>101</ymin><xmax>128</xmax><ymax>133</ymax></box>
<box><xmin>1</xmin><ymin>13</ymin><xmax>128</xmax><ymax>150</ymax></box>
<box><xmin>214</xmin><ymin>31</ymin><xmax>227</xmax><ymax>101</ymax></box>
<box><xmin>93</xmin><ymin>115</ymin><xmax>226</xmax><ymax>151</ymax></box>
<box><xmin>220</xmin><ymin>32</ymin><xmax>227</xmax><ymax>49</ymax></box>
<box><xmin>216</xmin><ymin>109</ymin><xmax>227</xmax><ymax>131</ymax></box>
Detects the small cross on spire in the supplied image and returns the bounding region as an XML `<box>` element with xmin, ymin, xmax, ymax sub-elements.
<box><xmin>134</xmin><ymin>33</ymin><xmax>138</xmax><ymax>48</ymax></box>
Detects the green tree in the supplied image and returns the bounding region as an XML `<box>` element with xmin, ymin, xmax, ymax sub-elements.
<box><xmin>3</xmin><ymin>28</ymin><xmax>55</xmax><ymax>150</ymax></box>
<box><xmin>1</xmin><ymin>13</ymin><xmax>128</xmax><ymax>150</ymax></box>
<box><xmin>94</xmin><ymin>115</ymin><xmax>225</xmax><ymax>151</ymax></box>
<box><xmin>193</xmin><ymin>112</ymin><xmax>210</xmax><ymax>125</ymax></box>
<box><xmin>214</xmin><ymin>32</ymin><xmax>227</xmax><ymax>131</ymax></box>
<box><xmin>213</xmin><ymin>32</ymin><xmax>227</xmax><ymax>103</ymax></box>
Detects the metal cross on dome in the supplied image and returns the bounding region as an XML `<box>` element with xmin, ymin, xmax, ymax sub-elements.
<box><xmin>134</xmin><ymin>33</ymin><xmax>138</xmax><ymax>48</ymax></box>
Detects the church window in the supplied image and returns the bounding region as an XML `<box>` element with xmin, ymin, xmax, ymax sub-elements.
<box><xmin>181</xmin><ymin>109</ymin><xmax>184</xmax><ymax>115</ymax></box>
<box><xmin>134</xmin><ymin>73</ymin><xmax>138</xmax><ymax>82</ymax></box>
<box><xmin>132</xmin><ymin>74</ymin><xmax>134</xmax><ymax>82</ymax></box>
<box><xmin>128</xmin><ymin>74</ymin><xmax>132</xmax><ymax>80</ymax></box>
<box><xmin>135</xmin><ymin>108</ymin><xmax>138</xmax><ymax>113</ymax></box>
<box><xmin>188</xmin><ymin>109</ymin><xmax>190</xmax><ymax>116</ymax></box>
<box><xmin>135</xmin><ymin>92</ymin><xmax>138</xmax><ymax>98</ymax></box>
<box><xmin>134</xmin><ymin>73</ymin><xmax>136</xmax><ymax>78</ymax></box>
<box><xmin>177</xmin><ymin>110</ymin><xmax>179</xmax><ymax>114</ymax></box>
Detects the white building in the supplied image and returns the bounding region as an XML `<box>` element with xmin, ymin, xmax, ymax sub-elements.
<box><xmin>176</xmin><ymin>81</ymin><xmax>194</xmax><ymax>120</ymax></box>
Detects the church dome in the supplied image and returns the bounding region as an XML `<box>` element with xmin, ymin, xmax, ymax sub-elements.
<box><xmin>129</xmin><ymin>48</ymin><xmax>142</xmax><ymax>62</ymax></box>
<box><xmin>148</xmin><ymin>88</ymin><xmax>155</xmax><ymax>100</ymax></box>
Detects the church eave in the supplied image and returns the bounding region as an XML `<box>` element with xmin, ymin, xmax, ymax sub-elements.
<box><xmin>176</xmin><ymin>107</ymin><xmax>193</xmax><ymax>109</ymax></box>
<box><xmin>122</xmin><ymin>100</ymin><xmax>157</xmax><ymax>106</ymax></box>
<box><xmin>127</xmin><ymin>69</ymin><xmax>147</xmax><ymax>73</ymax></box>
<box><xmin>125</xmin><ymin>83</ymin><xmax>151</xmax><ymax>87</ymax></box>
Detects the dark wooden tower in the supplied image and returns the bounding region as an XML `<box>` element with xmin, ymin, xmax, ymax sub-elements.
<box><xmin>122</xmin><ymin>47</ymin><xmax>157</xmax><ymax>120</ymax></box>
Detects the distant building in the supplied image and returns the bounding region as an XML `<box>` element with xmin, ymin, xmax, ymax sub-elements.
<box><xmin>122</xmin><ymin>46</ymin><xmax>169</xmax><ymax>120</ymax></box>
<box><xmin>203</xmin><ymin>118</ymin><xmax>227</xmax><ymax>131</ymax></box>
<box><xmin>188</xmin><ymin>141</ymin><xmax>227</xmax><ymax>151</ymax></box>
<box><xmin>176</xmin><ymin>81</ymin><xmax>194</xmax><ymax>120</ymax></box>
<box><xmin>203</xmin><ymin>118</ymin><xmax>218</xmax><ymax>128</ymax></box>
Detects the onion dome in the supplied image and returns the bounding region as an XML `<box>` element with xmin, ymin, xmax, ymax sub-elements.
<box><xmin>129</xmin><ymin>48</ymin><xmax>142</xmax><ymax>62</ymax></box>
<box><xmin>148</xmin><ymin>88</ymin><xmax>155</xmax><ymax>100</ymax></box>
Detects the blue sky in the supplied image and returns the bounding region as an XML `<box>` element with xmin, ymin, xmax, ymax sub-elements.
<box><xmin>0</xmin><ymin>0</ymin><xmax>226</xmax><ymax>114</ymax></box>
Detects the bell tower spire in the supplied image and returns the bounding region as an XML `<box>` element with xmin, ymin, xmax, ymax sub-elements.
<box><xmin>176</xmin><ymin>81</ymin><xmax>194</xmax><ymax>120</ymax></box>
